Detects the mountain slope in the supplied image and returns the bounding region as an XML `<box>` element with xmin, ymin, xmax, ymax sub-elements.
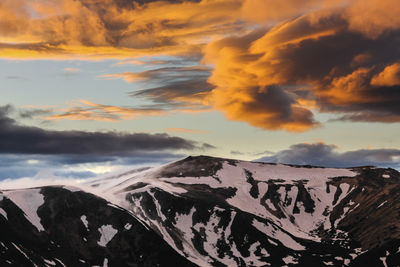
<box><xmin>86</xmin><ymin>156</ymin><xmax>400</xmax><ymax>267</ymax></box>
<box><xmin>0</xmin><ymin>186</ymin><xmax>197</xmax><ymax>266</ymax></box>
<box><xmin>1</xmin><ymin>155</ymin><xmax>400</xmax><ymax>266</ymax></box>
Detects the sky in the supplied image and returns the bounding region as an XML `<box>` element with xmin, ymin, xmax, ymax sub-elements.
<box><xmin>0</xmin><ymin>0</ymin><xmax>400</xmax><ymax>180</ymax></box>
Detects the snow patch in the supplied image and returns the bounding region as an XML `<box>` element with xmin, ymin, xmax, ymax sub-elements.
<box><xmin>282</xmin><ymin>255</ymin><xmax>298</xmax><ymax>265</ymax></box>
<box><xmin>244</xmin><ymin>241</ymin><xmax>270</xmax><ymax>266</ymax></box>
<box><xmin>97</xmin><ymin>225</ymin><xmax>118</xmax><ymax>247</ymax></box>
<box><xmin>5</xmin><ymin>189</ymin><xmax>45</xmax><ymax>231</ymax></box>
<box><xmin>124</xmin><ymin>223</ymin><xmax>132</xmax><ymax>230</ymax></box>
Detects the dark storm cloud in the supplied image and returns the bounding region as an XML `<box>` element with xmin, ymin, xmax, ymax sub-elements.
<box><xmin>0</xmin><ymin>105</ymin><xmax>213</xmax><ymax>155</ymax></box>
<box><xmin>282</xmin><ymin>26</ymin><xmax>400</xmax><ymax>121</ymax></box>
<box><xmin>256</xmin><ymin>142</ymin><xmax>400</xmax><ymax>168</ymax></box>
<box><xmin>289</xmin><ymin>26</ymin><xmax>400</xmax><ymax>120</ymax></box>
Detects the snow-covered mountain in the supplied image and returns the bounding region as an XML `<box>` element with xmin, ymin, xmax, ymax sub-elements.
<box><xmin>1</xmin><ymin>156</ymin><xmax>400</xmax><ymax>266</ymax></box>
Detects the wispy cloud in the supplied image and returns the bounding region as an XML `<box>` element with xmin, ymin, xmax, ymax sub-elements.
<box><xmin>103</xmin><ymin>66</ymin><xmax>213</xmax><ymax>113</ymax></box>
<box><xmin>45</xmin><ymin>100</ymin><xmax>166</xmax><ymax>121</ymax></box>
<box><xmin>19</xmin><ymin>108</ymin><xmax>54</xmax><ymax>119</ymax></box>
<box><xmin>63</xmin><ymin>67</ymin><xmax>80</xmax><ymax>74</ymax></box>
<box><xmin>115</xmin><ymin>59</ymin><xmax>182</xmax><ymax>66</ymax></box>
<box><xmin>99</xmin><ymin>66</ymin><xmax>211</xmax><ymax>83</ymax></box>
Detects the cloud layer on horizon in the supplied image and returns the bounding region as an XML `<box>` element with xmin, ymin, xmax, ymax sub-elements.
<box><xmin>0</xmin><ymin>105</ymin><xmax>214</xmax><ymax>154</ymax></box>
<box><xmin>0</xmin><ymin>105</ymin><xmax>214</xmax><ymax>179</ymax></box>
<box><xmin>256</xmin><ymin>142</ymin><xmax>400</xmax><ymax>169</ymax></box>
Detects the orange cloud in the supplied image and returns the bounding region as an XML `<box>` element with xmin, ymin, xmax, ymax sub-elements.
<box><xmin>371</xmin><ymin>63</ymin><xmax>400</xmax><ymax>87</ymax></box>
<box><xmin>240</xmin><ymin>0</ymin><xmax>344</xmax><ymax>23</ymax></box>
<box><xmin>202</xmin><ymin>24</ymin><xmax>320</xmax><ymax>131</ymax></box>
<box><xmin>201</xmin><ymin>1</ymin><xmax>400</xmax><ymax>130</ymax></box>
<box><xmin>0</xmin><ymin>0</ymin><xmax>244</xmax><ymax>59</ymax></box>
<box><xmin>320</xmin><ymin>67</ymin><xmax>374</xmax><ymax>105</ymax></box>
<box><xmin>345</xmin><ymin>0</ymin><xmax>400</xmax><ymax>38</ymax></box>
<box><xmin>43</xmin><ymin>99</ymin><xmax>212</xmax><ymax>122</ymax></box>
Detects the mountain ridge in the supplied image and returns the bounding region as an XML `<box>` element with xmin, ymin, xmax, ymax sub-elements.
<box><xmin>1</xmin><ymin>155</ymin><xmax>400</xmax><ymax>266</ymax></box>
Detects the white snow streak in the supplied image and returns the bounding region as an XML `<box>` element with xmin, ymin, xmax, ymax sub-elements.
<box><xmin>380</xmin><ymin>256</ymin><xmax>388</xmax><ymax>267</ymax></box>
<box><xmin>377</xmin><ymin>201</ymin><xmax>387</xmax><ymax>209</ymax></box>
<box><xmin>81</xmin><ymin>215</ymin><xmax>89</xmax><ymax>230</ymax></box>
<box><xmin>0</xmin><ymin>208</ymin><xmax>7</xmax><ymax>219</ymax></box>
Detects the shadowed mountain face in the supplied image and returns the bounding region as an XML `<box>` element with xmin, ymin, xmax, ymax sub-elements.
<box><xmin>0</xmin><ymin>187</ymin><xmax>196</xmax><ymax>267</ymax></box>
<box><xmin>1</xmin><ymin>156</ymin><xmax>400</xmax><ymax>266</ymax></box>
